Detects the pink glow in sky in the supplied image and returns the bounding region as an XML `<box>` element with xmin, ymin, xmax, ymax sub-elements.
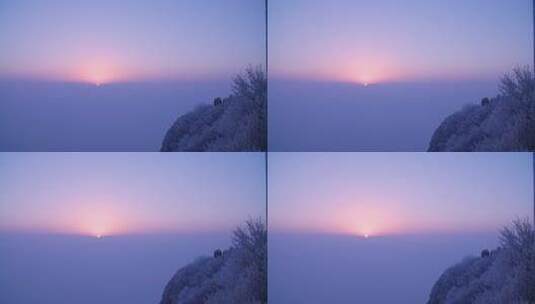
<box><xmin>0</xmin><ymin>0</ymin><xmax>265</xmax><ymax>84</ymax></box>
<box><xmin>269</xmin><ymin>153</ymin><xmax>533</xmax><ymax>237</ymax></box>
<box><xmin>0</xmin><ymin>153</ymin><xmax>265</xmax><ymax>237</ymax></box>
<box><xmin>269</xmin><ymin>0</ymin><xmax>531</xmax><ymax>84</ymax></box>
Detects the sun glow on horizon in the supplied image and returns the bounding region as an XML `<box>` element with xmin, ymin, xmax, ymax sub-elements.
<box><xmin>331</xmin><ymin>201</ymin><xmax>407</xmax><ymax>237</ymax></box>
<box><xmin>2</xmin><ymin>200</ymin><xmax>237</xmax><ymax>237</ymax></box>
<box><xmin>275</xmin><ymin>196</ymin><xmax>507</xmax><ymax>238</ymax></box>
<box><xmin>66</xmin><ymin>202</ymin><xmax>133</xmax><ymax>238</ymax></box>
<box><xmin>78</xmin><ymin>61</ymin><xmax>119</xmax><ymax>85</ymax></box>
<box><xmin>303</xmin><ymin>51</ymin><xmax>403</xmax><ymax>85</ymax></box>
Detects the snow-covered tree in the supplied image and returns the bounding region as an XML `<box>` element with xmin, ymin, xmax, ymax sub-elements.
<box><xmin>232</xmin><ymin>65</ymin><xmax>267</xmax><ymax>103</ymax></box>
<box><xmin>499</xmin><ymin>66</ymin><xmax>535</xmax><ymax>103</ymax></box>
<box><xmin>500</xmin><ymin>218</ymin><xmax>535</xmax><ymax>303</ymax></box>
<box><xmin>231</xmin><ymin>218</ymin><xmax>267</xmax><ymax>303</ymax></box>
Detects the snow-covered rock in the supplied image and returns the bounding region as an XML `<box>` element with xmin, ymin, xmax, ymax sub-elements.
<box><xmin>428</xmin><ymin>97</ymin><xmax>535</xmax><ymax>151</ymax></box>
<box><xmin>427</xmin><ymin>220</ymin><xmax>535</xmax><ymax>304</ymax></box>
<box><xmin>428</xmin><ymin>67</ymin><xmax>535</xmax><ymax>151</ymax></box>
<box><xmin>160</xmin><ymin>220</ymin><xmax>267</xmax><ymax>304</ymax></box>
<box><xmin>160</xmin><ymin>66</ymin><xmax>266</xmax><ymax>152</ymax></box>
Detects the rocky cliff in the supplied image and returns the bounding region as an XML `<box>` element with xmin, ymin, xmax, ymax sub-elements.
<box><xmin>427</xmin><ymin>220</ymin><xmax>535</xmax><ymax>304</ymax></box>
<box><xmin>428</xmin><ymin>67</ymin><xmax>535</xmax><ymax>152</ymax></box>
<box><xmin>160</xmin><ymin>219</ymin><xmax>267</xmax><ymax>304</ymax></box>
<box><xmin>161</xmin><ymin>66</ymin><xmax>266</xmax><ymax>152</ymax></box>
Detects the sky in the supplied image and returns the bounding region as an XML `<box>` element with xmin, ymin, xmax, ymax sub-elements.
<box><xmin>269</xmin><ymin>0</ymin><xmax>531</xmax><ymax>84</ymax></box>
<box><xmin>0</xmin><ymin>0</ymin><xmax>265</xmax><ymax>84</ymax></box>
<box><xmin>0</xmin><ymin>152</ymin><xmax>265</xmax><ymax>236</ymax></box>
<box><xmin>269</xmin><ymin>152</ymin><xmax>533</xmax><ymax>236</ymax></box>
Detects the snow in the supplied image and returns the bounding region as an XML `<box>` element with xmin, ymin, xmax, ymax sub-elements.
<box><xmin>161</xmin><ymin>66</ymin><xmax>266</xmax><ymax>152</ymax></box>
<box><xmin>429</xmin><ymin>67</ymin><xmax>535</xmax><ymax>151</ymax></box>
<box><xmin>428</xmin><ymin>219</ymin><xmax>535</xmax><ymax>304</ymax></box>
<box><xmin>160</xmin><ymin>219</ymin><xmax>267</xmax><ymax>304</ymax></box>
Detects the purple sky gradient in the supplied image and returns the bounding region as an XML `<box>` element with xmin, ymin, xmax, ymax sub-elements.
<box><xmin>269</xmin><ymin>152</ymin><xmax>533</xmax><ymax>236</ymax></box>
<box><xmin>0</xmin><ymin>152</ymin><xmax>265</xmax><ymax>236</ymax></box>
<box><xmin>0</xmin><ymin>0</ymin><xmax>265</xmax><ymax>83</ymax></box>
<box><xmin>269</xmin><ymin>0</ymin><xmax>531</xmax><ymax>84</ymax></box>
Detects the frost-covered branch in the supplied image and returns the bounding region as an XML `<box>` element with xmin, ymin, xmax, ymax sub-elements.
<box><xmin>499</xmin><ymin>66</ymin><xmax>535</xmax><ymax>103</ymax></box>
<box><xmin>232</xmin><ymin>65</ymin><xmax>267</xmax><ymax>102</ymax></box>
